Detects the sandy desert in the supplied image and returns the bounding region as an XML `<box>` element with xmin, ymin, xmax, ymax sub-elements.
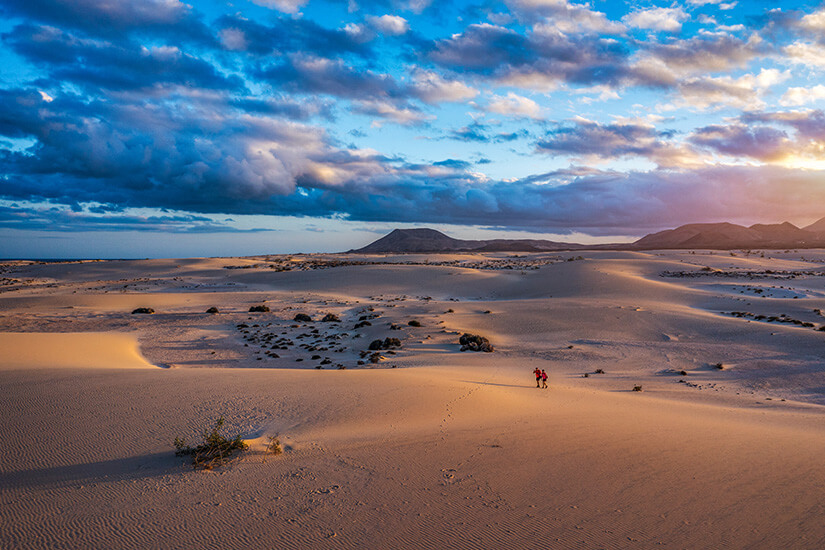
<box><xmin>3</xmin><ymin>249</ymin><xmax>825</xmax><ymax>549</ymax></box>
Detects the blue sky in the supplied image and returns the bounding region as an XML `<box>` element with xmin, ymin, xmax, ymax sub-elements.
<box><xmin>2</xmin><ymin>0</ymin><xmax>825</xmax><ymax>257</ymax></box>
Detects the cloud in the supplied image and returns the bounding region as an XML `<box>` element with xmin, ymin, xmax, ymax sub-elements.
<box><xmin>0</xmin><ymin>204</ymin><xmax>271</xmax><ymax>233</ymax></box>
<box><xmin>258</xmin><ymin>54</ymin><xmax>403</xmax><ymax>99</ymax></box>
<box><xmin>2</xmin><ymin>0</ymin><xmax>192</xmax><ymax>32</ymax></box>
<box><xmin>623</xmin><ymin>7</ymin><xmax>689</xmax><ymax>33</ymax></box>
<box><xmin>352</xmin><ymin>99</ymin><xmax>433</xmax><ymax>126</ymax></box>
<box><xmin>783</xmin><ymin>41</ymin><xmax>825</xmax><ymax>68</ymax></box>
<box><xmin>485</xmin><ymin>92</ymin><xmax>542</xmax><ymax>119</ymax></box>
<box><xmin>427</xmin><ymin>22</ymin><xmax>632</xmax><ymax>90</ymax></box>
<box><xmin>780</xmin><ymin>85</ymin><xmax>825</xmax><ymax>106</ymax></box>
<box><xmin>251</xmin><ymin>0</ymin><xmax>308</xmax><ymax>14</ymax></box>
<box><xmin>214</xmin><ymin>15</ymin><xmax>371</xmax><ymax>57</ymax></box>
<box><xmin>671</xmin><ymin>68</ymin><xmax>789</xmax><ymax>111</ymax></box>
<box><xmin>689</xmin><ymin>124</ymin><xmax>791</xmax><ymax>161</ymax></box>
<box><xmin>506</xmin><ymin>0</ymin><xmax>625</xmax><ymax>35</ymax></box>
<box><xmin>5</xmin><ymin>24</ymin><xmax>243</xmax><ymax>93</ymax></box>
<box><xmin>410</xmin><ymin>69</ymin><xmax>478</xmax><ymax>103</ymax></box>
<box><xmin>535</xmin><ymin>118</ymin><xmax>696</xmax><ymax>166</ymax></box>
<box><xmin>368</xmin><ymin>14</ymin><xmax>410</xmax><ymax>35</ymax></box>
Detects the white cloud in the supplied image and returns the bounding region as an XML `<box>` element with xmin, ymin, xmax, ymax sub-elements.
<box><xmin>675</xmin><ymin>68</ymin><xmax>790</xmax><ymax>111</ymax></box>
<box><xmin>783</xmin><ymin>41</ymin><xmax>825</xmax><ymax>69</ymax></box>
<box><xmin>508</xmin><ymin>0</ymin><xmax>625</xmax><ymax>34</ymax></box>
<box><xmin>800</xmin><ymin>9</ymin><xmax>825</xmax><ymax>31</ymax></box>
<box><xmin>623</xmin><ymin>7</ymin><xmax>689</xmax><ymax>33</ymax></box>
<box><xmin>368</xmin><ymin>15</ymin><xmax>410</xmax><ymax>35</ymax></box>
<box><xmin>412</xmin><ymin>70</ymin><xmax>478</xmax><ymax>103</ymax></box>
<box><xmin>352</xmin><ymin>100</ymin><xmax>433</xmax><ymax>127</ymax></box>
<box><xmin>486</xmin><ymin>92</ymin><xmax>542</xmax><ymax>119</ymax></box>
<box><xmin>251</xmin><ymin>0</ymin><xmax>307</xmax><ymax>14</ymax></box>
<box><xmin>780</xmin><ymin>85</ymin><xmax>825</xmax><ymax>106</ymax></box>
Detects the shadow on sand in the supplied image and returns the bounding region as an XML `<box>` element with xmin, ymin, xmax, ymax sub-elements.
<box><xmin>1</xmin><ymin>452</ymin><xmax>183</xmax><ymax>491</ymax></box>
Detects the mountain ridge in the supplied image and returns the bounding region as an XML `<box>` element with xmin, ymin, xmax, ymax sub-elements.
<box><xmin>348</xmin><ymin>217</ymin><xmax>825</xmax><ymax>253</ymax></box>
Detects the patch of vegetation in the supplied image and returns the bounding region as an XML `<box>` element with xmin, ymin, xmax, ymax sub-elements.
<box><xmin>264</xmin><ymin>436</ymin><xmax>283</xmax><ymax>460</ymax></box>
<box><xmin>594</xmin><ymin>368</ymin><xmax>605</xmax><ymax>374</ymax></box>
<box><xmin>632</xmin><ymin>385</ymin><xmax>643</xmax><ymax>392</ymax></box>
<box><xmin>321</xmin><ymin>313</ymin><xmax>340</xmax><ymax>322</ymax></box>
<box><xmin>249</xmin><ymin>305</ymin><xmax>270</xmax><ymax>313</ymax></box>
<box><xmin>131</xmin><ymin>307</ymin><xmax>155</xmax><ymax>314</ymax></box>
<box><xmin>408</xmin><ymin>319</ymin><xmax>422</xmax><ymax>327</ymax></box>
<box><xmin>293</xmin><ymin>313</ymin><xmax>312</xmax><ymax>322</ymax></box>
<box><xmin>174</xmin><ymin>417</ymin><xmax>249</xmax><ymax>470</ymax></box>
<box><xmin>206</xmin><ymin>306</ymin><xmax>220</xmax><ymax>314</ymax></box>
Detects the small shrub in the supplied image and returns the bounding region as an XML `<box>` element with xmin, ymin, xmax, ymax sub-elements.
<box><xmin>679</xmin><ymin>370</ymin><xmax>688</xmax><ymax>376</ymax></box>
<box><xmin>632</xmin><ymin>385</ymin><xmax>643</xmax><ymax>392</ymax></box>
<box><xmin>174</xmin><ymin>417</ymin><xmax>248</xmax><ymax>470</ymax></box>
<box><xmin>206</xmin><ymin>306</ymin><xmax>220</xmax><ymax>314</ymax></box>
<box><xmin>595</xmin><ymin>369</ymin><xmax>605</xmax><ymax>374</ymax></box>
<box><xmin>408</xmin><ymin>320</ymin><xmax>422</xmax><ymax>327</ymax></box>
<box><xmin>266</xmin><ymin>436</ymin><xmax>283</xmax><ymax>456</ymax></box>
<box><xmin>714</xmin><ymin>363</ymin><xmax>724</xmax><ymax>370</ymax></box>
<box><xmin>583</xmin><ymin>373</ymin><xmax>589</xmax><ymax>378</ymax></box>
<box><xmin>321</xmin><ymin>313</ymin><xmax>340</xmax><ymax>322</ymax></box>
<box><xmin>249</xmin><ymin>305</ymin><xmax>270</xmax><ymax>313</ymax></box>
<box><xmin>132</xmin><ymin>307</ymin><xmax>155</xmax><ymax>314</ymax></box>
<box><xmin>293</xmin><ymin>313</ymin><xmax>312</xmax><ymax>322</ymax></box>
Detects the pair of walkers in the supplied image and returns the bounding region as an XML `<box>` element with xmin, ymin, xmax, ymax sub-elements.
<box><xmin>532</xmin><ymin>367</ymin><xmax>548</xmax><ymax>389</ymax></box>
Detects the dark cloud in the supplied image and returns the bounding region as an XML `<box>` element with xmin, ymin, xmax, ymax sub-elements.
<box><xmin>257</xmin><ymin>54</ymin><xmax>403</xmax><ymax>100</ymax></box>
<box><xmin>425</xmin><ymin>22</ymin><xmax>632</xmax><ymax>88</ymax></box>
<box><xmin>741</xmin><ymin>110</ymin><xmax>825</xmax><ymax>140</ymax></box>
<box><xmin>447</xmin><ymin>122</ymin><xmax>491</xmax><ymax>142</ymax></box>
<box><xmin>432</xmin><ymin>158</ymin><xmax>473</xmax><ymax>169</ymax></box>
<box><xmin>229</xmin><ymin>96</ymin><xmax>334</xmax><ymax>121</ymax></box>
<box><xmin>214</xmin><ymin>15</ymin><xmax>372</xmax><ymax>57</ymax></box>
<box><xmin>0</xmin><ymin>0</ymin><xmax>214</xmax><ymax>43</ymax></box>
<box><xmin>0</xmin><ymin>204</ymin><xmax>273</xmax><ymax>233</ymax></box>
<box><xmin>690</xmin><ymin>124</ymin><xmax>790</xmax><ymax>161</ymax></box>
<box><xmin>537</xmin><ymin>120</ymin><xmax>671</xmax><ymax>158</ymax></box>
<box><xmin>5</xmin><ymin>24</ymin><xmax>242</xmax><ymax>93</ymax></box>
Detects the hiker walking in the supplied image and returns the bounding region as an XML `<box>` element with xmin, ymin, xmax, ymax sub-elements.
<box><xmin>541</xmin><ymin>369</ymin><xmax>548</xmax><ymax>389</ymax></box>
<box><xmin>533</xmin><ymin>367</ymin><xmax>542</xmax><ymax>388</ymax></box>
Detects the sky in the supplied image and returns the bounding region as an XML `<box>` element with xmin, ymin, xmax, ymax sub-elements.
<box><xmin>2</xmin><ymin>0</ymin><xmax>825</xmax><ymax>258</ymax></box>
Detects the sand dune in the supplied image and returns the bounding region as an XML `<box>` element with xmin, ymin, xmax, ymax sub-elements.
<box><xmin>2</xmin><ymin>251</ymin><xmax>825</xmax><ymax>548</ymax></box>
<box><xmin>0</xmin><ymin>332</ymin><xmax>155</xmax><ymax>370</ymax></box>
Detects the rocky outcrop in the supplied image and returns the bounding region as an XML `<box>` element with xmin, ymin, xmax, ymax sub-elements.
<box><xmin>459</xmin><ymin>333</ymin><xmax>494</xmax><ymax>352</ymax></box>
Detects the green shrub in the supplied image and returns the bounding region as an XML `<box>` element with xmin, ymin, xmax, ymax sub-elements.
<box><xmin>174</xmin><ymin>417</ymin><xmax>248</xmax><ymax>470</ymax></box>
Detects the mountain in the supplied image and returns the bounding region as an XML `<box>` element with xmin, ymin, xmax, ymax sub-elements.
<box><xmin>803</xmin><ymin>216</ymin><xmax>825</xmax><ymax>234</ymax></box>
<box><xmin>350</xmin><ymin>220</ymin><xmax>825</xmax><ymax>254</ymax></box>
<box><xmin>348</xmin><ymin>228</ymin><xmax>588</xmax><ymax>253</ymax></box>
<box><xmin>633</xmin><ymin>221</ymin><xmax>825</xmax><ymax>250</ymax></box>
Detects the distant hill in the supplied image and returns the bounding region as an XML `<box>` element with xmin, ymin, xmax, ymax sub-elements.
<box><xmin>803</xmin><ymin>216</ymin><xmax>825</xmax><ymax>234</ymax></box>
<box><xmin>349</xmin><ymin>220</ymin><xmax>825</xmax><ymax>254</ymax></box>
<box><xmin>633</xmin><ymin>221</ymin><xmax>825</xmax><ymax>250</ymax></box>
<box><xmin>348</xmin><ymin>228</ymin><xmax>588</xmax><ymax>253</ymax></box>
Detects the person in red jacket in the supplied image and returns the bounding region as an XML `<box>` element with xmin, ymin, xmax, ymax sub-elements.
<box><xmin>541</xmin><ymin>369</ymin><xmax>548</xmax><ymax>389</ymax></box>
<box><xmin>533</xmin><ymin>367</ymin><xmax>542</xmax><ymax>388</ymax></box>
